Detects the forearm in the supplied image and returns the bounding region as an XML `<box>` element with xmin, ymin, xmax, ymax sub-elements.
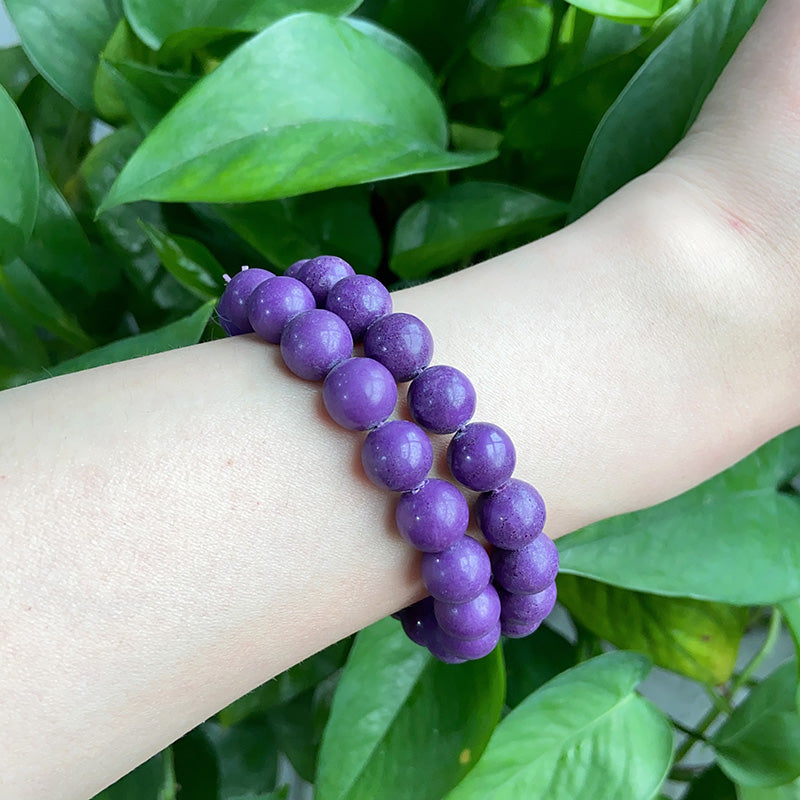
<box><xmin>2</xmin><ymin>170</ymin><xmax>796</xmax><ymax>798</ymax></box>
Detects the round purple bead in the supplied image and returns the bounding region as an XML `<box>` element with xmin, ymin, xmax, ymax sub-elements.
<box><xmin>399</xmin><ymin>596</ymin><xmax>438</xmax><ymax>648</ymax></box>
<box><xmin>491</xmin><ymin>534</ymin><xmax>559</xmax><ymax>595</ymax></box>
<box><xmin>322</xmin><ymin>357</ymin><xmax>397</xmax><ymax>431</ymax></box>
<box><xmin>499</xmin><ymin>582</ymin><xmax>557</xmax><ymax>637</ymax></box>
<box><xmin>363</xmin><ymin>313</ymin><xmax>433</xmax><ymax>382</ymax></box>
<box><xmin>407</xmin><ymin>365</ymin><xmax>476</xmax><ymax>434</ymax></box>
<box><xmin>395</xmin><ymin>479</ymin><xmax>469</xmax><ymax>553</ymax></box>
<box><xmin>434</xmin><ymin>583</ymin><xmax>501</xmax><ymax>641</ymax></box>
<box><xmin>297</xmin><ymin>255</ymin><xmax>355</xmax><ymax>306</ymax></box>
<box><xmin>217</xmin><ymin>268</ymin><xmax>274</xmax><ymax>335</ymax></box>
<box><xmin>247</xmin><ymin>276</ymin><xmax>316</xmax><ymax>343</ymax></box>
<box><xmin>447</xmin><ymin>422</ymin><xmax>516</xmax><ymax>492</ymax></box>
<box><xmin>438</xmin><ymin>622</ymin><xmax>501</xmax><ymax>661</ymax></box>
<box><xmin>421</xmin><ymin>535</ymin><xmax>491</xmax><ymax>603</ymax></box>
<box><xmin>284</xmin><ymin>258</ymin><xmax>308</xmax><ymax>278</ymax></box>
<box><xmin>280</xmin><ymin>309</ymin><xmax>353</xmax><ymax>381</ymax></box>
<box><xmin>427</xmin><ymin>628</ymin><xmax>467</xmax><ymax>664</ymax></box>
<box><xmin>326</xmin><ymin>274</ymin><xmax>393</xmax><ymax>341</ymax></box>
<box><xmin>361</xmin><ymin>420</ymin><xmax>433</xmax><ymax>491</ymax></box>
<box><xmin>475</xmin><ymin>478</ymin><xmax>546</xmax><ymax>550</ymax></box>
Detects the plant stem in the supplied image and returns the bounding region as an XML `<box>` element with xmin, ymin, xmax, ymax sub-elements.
<box><xmin>671</xmin><ymin>719</ymin><xmax>710</xmax><ymax>744</ymax></box>
<box><xmin>728</xmin><ymin>607</ymin><xmax>783</xmax><ymax>699</ymax></box>
<box><xmin>673</xmin><ymin>607</ymin><xmax>783</xmax><ymax>765</ymax></box>
<box><xmin>673</xmin><ymin>701</ymin><xmax>722</xmax><ymax>764</ymax></box>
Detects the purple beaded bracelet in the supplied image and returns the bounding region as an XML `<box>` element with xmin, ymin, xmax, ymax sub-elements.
<box><xmin>217</xmin><ymin>257</ymin><xmax>559</xmax><ymax>664</ymax></box>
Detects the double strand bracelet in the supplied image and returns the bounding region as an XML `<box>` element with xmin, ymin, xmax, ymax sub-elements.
<box><xmin>217</xmin><ymin>255</ymin><xmax>559</xmax><ymax>664</ymax></box>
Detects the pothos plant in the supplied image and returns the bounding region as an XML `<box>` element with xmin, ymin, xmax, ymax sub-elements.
<box><xmin>1</xmin><ymin>0</ymin><xmax>799</xmax><ymax>798</ymax></box>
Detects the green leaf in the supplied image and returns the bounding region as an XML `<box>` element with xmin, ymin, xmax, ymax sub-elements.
<box><xmin>16</xmin><ymin>77</ymin><xmax>93</xmax><ymax>190</ymax></box>
<box><xmin>390</xmin><ymin>181</ymin><xmax>565</xmax><ymax>279</ymax></box>
<box><xmin>777</xmin><ymin>599</ymin><xmax>800</xmax><ymax>711</ymax></box>
<box><xmin>43</xmin><ymin>300</ymin><xmax>214</xmax><ymax>378</ymax></box>
<box><xmin>445</xmin><ymin>651</ymin><xmax>673</xmax><ymax>800</ymax></box>
<box><xmin>557</xmin><ymin>574</ymin><xmax>748</xmax><ymax>684</ymax></box>
<box><xmin>92</xmin><ymin>750</ymin><xmax>176</xmax><ymax>800</ymax></box>
<box><xmin>99</xmin><ymin>14</ymin><xmax>493</xmax><ymax>211</ymax></box>
<box><xmin>504</xmin><ymin>49</ymin><xmax>646</xmax><ymax>198</ymax></box>
<box><xmin>5</xmin><ymin>0</ymin><xmax>121</xmax><ymax>110</ymax></box>
<box><xmin>23</xmin><ymin>167</ymin><xmax>116</xmax><ymax>312</ymax></box>
<box><xmin>503</xmin><ymin>625</ymin><xmax>576</xmax><ymax>708</ymax></box>
<box><xmin>122</xmin><ymin>0</ymin><xmax>366</xmax><ymax>49</ymax></box>
<box><xmin>714</xmin><ymin>660</ymin><xmax>800</xmax><ymax>788</ymax></box>
<box><xmin>567</xmin><ymin>0</ymin><xmax>661</xmax><ymax>20</ymax></box>
<box><xmin>316</xmin><ymin>616</ymin><xmax>505</xmax><ymax>800</ymax></box>
<box><xmin>100</xmin><ymin>60</ymin><xmax>197</xmax><ymax>132</ymax></box>
<box><xmin>571</xmin><ymin>0</ymin><xmax>767</xmax><ymax>220</ymax></box>
<box><xmin>139</xmin><ymin>221</ymin><xmax>224</xmax><ymax>300</ymax></box>
<box><xmin>207</xmin><ymin>187</ymin><xmax>382</xmax><ymax>274</ymax></box>
<box><xmin>346</xmin><ymin>17</ymin><xmax>435</xmax><ymax>87</ymax></box>
<box><xmin>469</xmin><ymin>0</ymin><xmax>553</xmax><ymax>69</ymax></box>
<box><xmin>0</xmin><ymin>84</ymin><xmax>38</xmax><ymax>264</ymax></box>
<box><xmin>0</xmin><ymin>260</ymin><xmax>95</xmax><ymax>351</ymax></box>
<box><xmin>268</xmin><ymin>679</ymin><xmax>334</xmax><ymax>783</ymax></box>
<box><xmin>557</xmin><ymin>429</ymin><xmax>800</xmax><ymax>605</ymax></box>
<box><xmin>738</xmin><ymin>777</ymin><xmax>800</xmax><ymax>800</ymax></box>
<box><xmin>203</xmin><ymin>719</ymin><xmax>279</xmax><ymax>798</ymax></box>
<box><xmin>0</xmin><ymin>291</ymin><xmax>49</xmax><ymax>383</ymax></box>
<box><xmin>218</xmin><ymin>638</ymin><xmax>352</xmax><ymax>727</ymax></box>
<box><xmin>77</xmin><ymin>126</ymin><xmax>164</xmax><ymax>294</ymax></box>
<box><xmin>0</xmin><ymin>45</ymin><xmax>37</xmax><ymax>101</ymax></box>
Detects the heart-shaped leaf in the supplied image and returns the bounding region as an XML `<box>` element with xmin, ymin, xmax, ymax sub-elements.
<box><xmin>99</xmin><ymin>13</ymin><xmax>493</xmax><ymax>212</ymax></box>
<box><xmin>390</xmin><ymin>181</ymin><xmax>565</xmax><ymax>279</ymax></box>
<box><xmin>5</xmin><ymin>0</ymin><xmax>120</xmax><ymax>110</ymax></box>
<box><xmin>316</xmin><ymin>616</ymin><xmax>504</xmax><ymax>800</ymax></box>
<box><xmin>0</xmin><ymin>84</ymin><xmax>38</xmax><ymax>264</ymax></box>
<box><xmin>468</xmin><ymin>0</ymin><xmax>553</xmax><ymax>69</ymax></box>
<box><xmin>122</xmin><ymin>0</ymin><xmax>365</xmax><ymax>49</ymax></box>
<box><xmin>557</xmin><ymin>429</ymin><xmax>800</xmax><ymax>605</ymax></box>
<box><xmin>557</xmin><ymin>574</ymin><xmax>748</xmax><ymax>684</ymax></box>
<box><xmin>446</xmin><ymin>651</ymin><xmax>673</xmax><ymax>800</ymax></box>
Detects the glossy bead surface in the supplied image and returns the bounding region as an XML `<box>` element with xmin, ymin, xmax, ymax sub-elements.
<box><xmin>421</xmin><ymin>535</ymin><xmax>491</xmax><ymax>603</ymax></box>
<box><xmin>399</xmin><ymin>596</ymin><xmax>438</xmax><ymax>648</ymax></box>
<box><xmin>247</xmin><ymin>276</ymin><xmax>315</xmax><ymax>343</ymax></box>
<box><xmin>475</xmin><ymin>478</ymin><xmax>546</xmax><ymax>550</ymax></box>
<box><xmin>361</xmin><ymin>420</ymin><xmax>433</xmax><ymax>491</ymax></box>
<box><xmin>491</xmin><ymin>534</ymin><xmax>559</xmax><ymax>595</ymax></box>
<box><xmin>447</xmin><ymin>422</ymin><xmax>516</xmax><ymax>492</ymax></box>
<box><xmin>395</xmin><ymin>479</ymin><xmax>469</xmax><ymax>553</ymax></box>
<box><xmin>439</xmin><ymin>622</ymin><xmax>501</xmax><ymax>661</ymax></box>
<box><xmin>427</xmin><ymin>628</ymin><xmax>467</xmax><ymax>664</ymax></box>
<box><xmin>280</xmin><ymin>309</ymin><xmax>353</xmax><ymax>381</ymax></box>
<box><xmin>297</xmin><ymin>255</ymin><xmax>355</xmax><ymax>306</ymax></box>
<box><xmin>322</xmin><ymin>357</ymin><xmax>397</xmax><ymax>430</ymax></box>
<box><xmin>217</xmin><ymin>267</ymin><xmax>274</xmax><ymax>335</ymax></box>
<box><xmin>499</xmin><ymin>582</ymin><xmax>557</xmax><ymax>637</ymax></box>
<box><xmin>326</xmin><ymin>274</ymin><xmax>393</xmax><ymax>341</ymax></box>
<box><xmin>434</xmin><ymin>584</ymin><xmax>501</xmax><ymax>641</ymax></box>
<box><xmin>284</xmin><ymin>258</ymin><xmax>308</xmax><ymax>278</ymax></box>
<box><xmin>363</xmin><ymin>313</ymin><xmax>433</xmax><ymax>382</ymax></box>
<box><xmin>407</xmin><ymin>365</ymin><xmax>476</xmax><ymax>434</ymax></box>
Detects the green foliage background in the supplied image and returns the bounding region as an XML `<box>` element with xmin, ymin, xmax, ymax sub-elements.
<box><xmin>2</xmin><ymin>1</ymin><xmax>799</xmax><ymax>798</ymax></box>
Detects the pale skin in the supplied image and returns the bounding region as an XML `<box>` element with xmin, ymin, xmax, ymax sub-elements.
<box><xmin>2</xmin><ymin>1</ymin><xmax>800</xmax><ymax>797</ymax></box>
